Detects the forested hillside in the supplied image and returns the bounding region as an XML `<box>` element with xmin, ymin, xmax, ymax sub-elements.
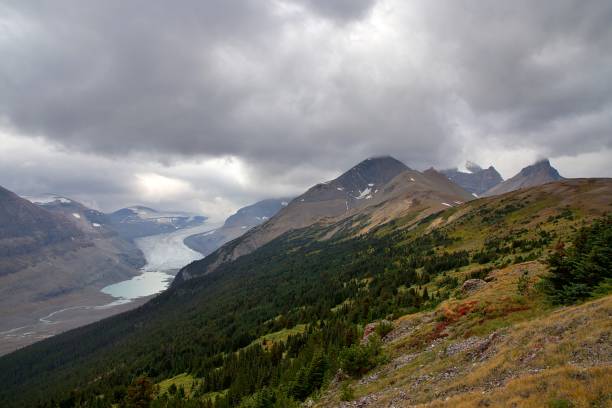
<box><xmin>0</xmin><ymin>179</ymin><xmax>610</xmax><ymax>407</ymax></box>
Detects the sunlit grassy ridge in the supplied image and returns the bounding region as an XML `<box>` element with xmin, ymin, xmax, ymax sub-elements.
<box><xmin>308</xmin><ymin>181</ymin><xmax>612</xmax><ymax>407</ymax></box>
<box><xmin>315</xmin><ymin>263</ymin><xmax>611</xmax><ymax>407</ymax></box>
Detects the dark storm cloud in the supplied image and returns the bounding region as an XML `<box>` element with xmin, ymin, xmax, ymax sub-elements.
<box><xmin>0</xmin><ymin>0</ymin><xmax>611</xmax><ymax>215</ymax></box>
<box><xmin>418</xmin><ymin>0</ymin><xmax>612</xmax><ymax>156</ymax></box>
<box><xmin>295</xmin><ymin>0</ymin><xmax>377</xmax><ymax>21</ymax></box>
<box><xmin>0</xmin><ymin>0</ymin><xmax>459</xmax><ymax>172</ymax></box>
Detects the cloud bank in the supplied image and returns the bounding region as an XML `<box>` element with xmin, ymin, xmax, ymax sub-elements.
<box><xmin>1</xmin><ymin>0</ymin><xmax>610</xmax><ymax>217</ymax></box>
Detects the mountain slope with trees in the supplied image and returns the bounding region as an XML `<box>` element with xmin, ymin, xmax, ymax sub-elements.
<box><xmin>178</xmin><ymin>157</ymin><xmax>474</xmax><ymax>280</ymax></box>
<box><xmin>0</xmin><ymin>177</ymin><xmax>609</xmax><ymax>407</ymax></box>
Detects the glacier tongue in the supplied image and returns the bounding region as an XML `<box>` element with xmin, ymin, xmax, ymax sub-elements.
<box><xmin>135</xmin><ymin>221</ymin><xmax>222</xmax><ymax>272</ymax></box>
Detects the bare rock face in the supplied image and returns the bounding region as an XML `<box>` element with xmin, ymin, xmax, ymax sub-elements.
<box><xmin>0</xmin><ymin>187</ymin><xmax>81</xmax><ymax>262</ymax></box>
<box><xmin>483</xmin><ymin>159</ymin><xmax>563</xmax><ymax>197</ymax></box>
<box><xmin>461</xmin><ymin>279</ymin><xmax>487</xmax><ymax>294</ymax></box>
<box><xmin>441</xmin><ymin>162</ymin><xmax>503</xmax><ymax>196</ymax></box>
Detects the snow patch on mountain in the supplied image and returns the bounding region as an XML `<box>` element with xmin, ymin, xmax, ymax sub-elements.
<box><xmin>355</xmin><ymin>187</ymin><xmax>372</xmax><ymax>200</ymax></box>
<box><xmin>23</xmin><ymin>195</ymin><xmax>72</xmax><ymax>205</ymax></box>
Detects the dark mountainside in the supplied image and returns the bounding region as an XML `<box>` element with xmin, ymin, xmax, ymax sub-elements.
<box><xmin>0</xmin><ymin>188</ymin><xmax>144</xmax><ymax>355</ymax></box>
<box><xmin>0</xmin><ymin>187</ymin><xmax>81</xmax><ymax>264</ymax></box>
<box><xmin>180</xmin><ymin>156</ymin><xmax>474</xmax><ymax>279</ymax></box>
<box><xmin>484</xmin><ymin>159</ymin><xmax>564</xmax><ymax>196</ymax></box>
<box><xmin>441</xmin><ymin>161</ymin><xmax>503</xmax><ymax>196</ymax></box>
<box><xmin>184</xmin><ymin>198</ymin><xmax>291</xmax><ymax>257</ymax></box>
<box><xmin>26</xmin><ymin>194</ymin><xmax>112</xmax><ymax>232</ymax></box>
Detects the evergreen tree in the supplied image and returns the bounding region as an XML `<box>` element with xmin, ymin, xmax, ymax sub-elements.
<box><xmin>544</xmin><ymin>217</ymin><xmax>611</xmax><ymax>304</ymax></box>
<box><xmin>306</xmin><ymin>350</ymin><xmax>327</xmax><ymax>394</ymax></box>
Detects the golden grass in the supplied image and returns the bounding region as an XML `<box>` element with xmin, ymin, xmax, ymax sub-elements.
<box><xmin>314</xmin><ymin>262</ymin><xmax>612</xmax><ymax>408</ymax></box>
<box><xmin>249</xmin><ymin>324</ymin><xmax>307</xmax><ymax>350</ymax></box>
<box><xmin>422</xmin><ymin>366</ymin><xmax>611</xmax><ymax>408</ymax></box>
<box><xmin>157</xmin><ymin>373</ymin><xmax>200</xmax><ymax>397</ymax></box>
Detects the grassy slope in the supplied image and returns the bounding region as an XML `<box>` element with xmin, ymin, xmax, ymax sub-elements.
<box><xmin>315</xmin><ymin>263</ymin><xmax>611</xmax><ymax>407</ymax></box>
<box><xmin>312</xmin><ymin>180</ymin><xmax>612</xmax><ymax>407</ymax></box>
<box><xmin>176</xmin><ymin>178</ymin><xmax>611</xmax><ymax>407</ymax></box>
<box><xmin>157</xmin><ymin>373</ymin><xmax>199</xmax><ymax>397</ymax></box>
<box><xmin>248</xmin><ymin>324</ymin><xmax>308</xmax><ymax>350</ymax></box>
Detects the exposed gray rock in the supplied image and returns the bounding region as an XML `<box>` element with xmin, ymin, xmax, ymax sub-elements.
<box><xmin>462</xmin><ymin>279</ymin><xmax>486</xmax><ymax>294</ymax></box>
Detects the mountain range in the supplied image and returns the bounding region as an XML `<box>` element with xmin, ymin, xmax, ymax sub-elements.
<box><xmin>107</xmin><ymin>206</ymin><xmax>207</xmax><ymax>240</ymax></box>
<box><xmin>0</xmin><ymin>155</ymin><xmax>608</xmax><ymax>408</ymax></box>
<box><xmin>180</xmin><ymin>156</ymin><xmax>474</xmax><ymax>279</ymax></box>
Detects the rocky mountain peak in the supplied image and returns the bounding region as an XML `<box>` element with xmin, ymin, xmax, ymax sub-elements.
<box><xmin>335</xmin><ymin>156</ymin><xmax>409</xmax><ymax>190</ymax></box>
<box><xmin>484</xmin><ymin>159</ymin><xmax>564</xmax><ymax>196</ymax></box>
<box><xmin>440</xmin><ymin>162</ymin><xmax>503</xmax><ymax>196</ymax></box>
<box><xmin>519</xmin><ymin>159</ymin><xmax>562</xmax><ymax>179</ymax></box>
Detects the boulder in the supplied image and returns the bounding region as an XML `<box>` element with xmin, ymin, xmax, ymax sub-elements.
<box><xmin>461</xmin><ymin>278</ymin><xmax>486</xmax><ymax>294</ymax></box>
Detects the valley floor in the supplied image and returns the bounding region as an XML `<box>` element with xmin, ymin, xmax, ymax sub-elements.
<box><xmin>0</xmin><ymin>287</ymin><xmax>151</xmax><ymax>356</ymax></box>
<box><xmin>0</xmin><ymin>223</ymin><xmax>220</xmax><ymax>356</ymax></box>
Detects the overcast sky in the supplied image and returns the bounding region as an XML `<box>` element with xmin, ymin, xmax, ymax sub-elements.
<box><xmin>1</xmin><ymin>0</ymin><xmax>611</xmax><ymax>221</ymax></box>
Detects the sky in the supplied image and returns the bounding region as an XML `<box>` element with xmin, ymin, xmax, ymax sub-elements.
<box><xmin>1</xmin><ymin>0</ymin><xmax>611</xmax><ymax>221</ymax></box>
